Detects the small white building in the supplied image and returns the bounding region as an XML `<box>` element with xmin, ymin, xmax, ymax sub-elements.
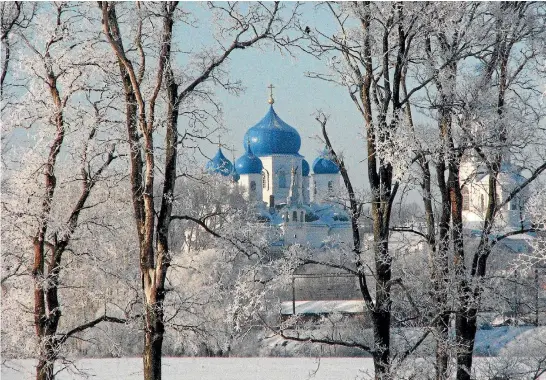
<box><xmin>460</xmin><ymin>155</ymin><xmax>529</xmax><ymax>230</ymax></box>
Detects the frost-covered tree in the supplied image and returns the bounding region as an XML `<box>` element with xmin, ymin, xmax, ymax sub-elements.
<box><xmin>1</xmin><ymin>3</ymin><xmax>132</xmax><ymax>379</ymax></box>
<box><xmin>382</xmin><ymin>3</ymin><xmax>546</xmax><ymax>379</ymax></box>
<box><xmin>98</xmin><ymin>2</ymin><xmax>299</xmax><ymax>379</ymax></box>
<box><xmin>0</xmin><ymin>1</ymin><xmax>35</xmax><ymax>97</ymax></box>
<box><xmin>290</xmin><ymin>3</ymin><xmax>441</xmax><ymax>377</ymax></box>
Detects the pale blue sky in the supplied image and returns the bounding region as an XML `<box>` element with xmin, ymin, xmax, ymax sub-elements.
<box><xmin>185</xmin><ymin>3</ymin><xmax>370</xmax><ymax>188</ymax></box>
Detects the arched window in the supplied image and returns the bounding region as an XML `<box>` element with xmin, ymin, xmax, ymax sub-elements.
<box><xmin>328</xmin><ymin>181</ymin><xmax>333</xmax><ymax>191</ymax></box>
<box><xmin>510</xmin><ymin>197</ymin><xmax>518</xmax><ymax>211</ymax></box>
<box><xmin>293</xmin><ymin>211</ymin><xmax>298</xmax><ymax>222</ymax></box>
<box><xmin>300</xmin><ymin>211</ymin><xmax>304</xmax><ymax>222</ymax></box>
<box><xmin>262</xmin><ymin>170</ymin><xmax>269</xmax><ymax>190</ymax></box>
<box><xmin>250</xmin><ymin>181</ymin><xmax>256</xmax><ymax>192</ymax></box>
<box><xmin>462</xmin><ymin>186</ymin><xmax>469</xmax><ymax>211</ymax></box>
<box><xmin>279</xmin><ymin>171</ymin><xmax>287</xmax><ymax>188</ymax></box>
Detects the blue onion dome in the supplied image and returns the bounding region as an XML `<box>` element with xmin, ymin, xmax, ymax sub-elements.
<box><xmin>243</xmin><ymin>105</ymin><xmax>301</xmax><ymax>156</ymax></box>
<box><xmin>302</xmin><ymin>159</ymin><xmax>310</xmax><ymax>177</ymax></box>
<box><xmin>312</xmin><ymin>147</ymin><xmax>340</xmax><ymax>174</ymax></box>
<box><xmin>205</xmin><ymin>147</ymin><xmax>233</xmax><ymax>176</ymax></box>
<box><xmin>235</xmin><ymin>143</ymin><xmax>263</xmax><ymax>174</ymax></box>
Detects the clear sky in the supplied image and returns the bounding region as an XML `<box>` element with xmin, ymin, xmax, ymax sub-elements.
<box><xmin>186</xmin><ymin>3</ymin><xmax>370</xmax><ymax>189</ymax></box>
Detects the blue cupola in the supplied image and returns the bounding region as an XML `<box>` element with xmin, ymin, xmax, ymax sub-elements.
<box><xmin>243</xmin><ymin>105</ymin><xmax>301</xmax><ymax>156</ymax></box>
<box><xmin>312</xmin><ymin>148</ymin><xmax>340</xmax><ymax>174</ymax></box>
<box><xmin>302</xmin><ymin>159</ymin><xmax>310</xmax><ymax>177</ymax></box>
<box><xmin>206</xmin><ymin>147</ymin><xmax>233</xmax><ymax>176</ymax></box>
<box><xmin>235</xmin><ymin>143</ymin><xmax>263</xmax><ymax>174</ymax></box>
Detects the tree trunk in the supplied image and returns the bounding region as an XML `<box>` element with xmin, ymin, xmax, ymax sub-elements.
<box><xmin>372</xmin><ymin>310</ymin><xmax>391</xmax><ymax>379</ymax></box>
<box><xmin>36</xmin><ymin>360</ymin><xmax>54</xmax><ymax>380</ymax></box>
<box><xmin>455</xmin><ymin>305</ymin><xmax>477</xmax><ymax>380</ymax></box>
<box><xmin>35</xmin><ymin>343</ymin><xmax>55</xmax><ymax>380</ymax></box>
<box><xmin>372</xmin><ymin>230</ymin><xmax>392</xmax><ymax>378</ymax></box>
<box><xmin>143</xmin><ymin>304</ymin><xmax>164</xmax><ymax>380</ymax></box>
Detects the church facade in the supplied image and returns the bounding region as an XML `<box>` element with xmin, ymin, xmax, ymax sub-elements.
<box><xmin>460</xmin><ymin>155</ymin><xmax>529</xmax><ymax>231</ymax></box>
<box><xmin>205</xmin><ymin>92</ymin><xmax>532</xmax><ymax>250</ymax></box>
<box><xmin>205</xmin><ymin>95</ymin><xmax>351</xmax><ymax>249</ymax></box>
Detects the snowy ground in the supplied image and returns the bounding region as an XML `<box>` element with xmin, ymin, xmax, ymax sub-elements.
<box><xmin>3</xmin><ymin>357</ymin><xmax>546</xmax><ymax>380</ymax></box>
<box><xmin>3</xmin><ymin>327</ymin><xmax>545</xmax><ymax>380</ymax></box>
<box><xmin>2</xmin><ymin>358</ymin><xmax>376</xmax><ymax>380</ymax></box>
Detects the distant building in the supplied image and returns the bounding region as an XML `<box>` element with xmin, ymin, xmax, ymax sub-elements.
<box><xmin>460</xmin><ymin>153</ymin><xmax>534</xmax><ymax>254</ymax></box>
<box><xmin>460</xmin><ymin>154</ymin><xmax>529</xmax><ymax>230</ymax></box>
<box><xmin>206</xmin><ymin>90</ymin><xmax>351</xmax><ymax>248</ymax></box>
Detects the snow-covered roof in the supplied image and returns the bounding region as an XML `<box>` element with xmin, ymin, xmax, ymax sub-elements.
<box><xmin>280</xmin><ymin>300</ymin><xmax>366</xmax><ymax>315</ymax></box>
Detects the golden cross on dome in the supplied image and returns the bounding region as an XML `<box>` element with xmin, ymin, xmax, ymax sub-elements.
<box><xmin>268</xmin><ymin>84</ymin><xmax>275</xmax><ymax>104</ymax></box>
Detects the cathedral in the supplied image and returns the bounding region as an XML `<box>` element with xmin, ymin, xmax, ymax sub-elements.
<box><xmin>205</xmin><ymin>90</ymin><xmax>352</xmax><ymax>248</ymax></box>
<box><xmin>205</xmin><ymin>89</ymin><xmax>531</xmax><ymax>250</ymax></box>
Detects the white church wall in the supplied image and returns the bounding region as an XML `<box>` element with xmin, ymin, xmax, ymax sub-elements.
<box><xmin>328</xmin><ymin>226</ymin><xmax>352</xmax><ymax>244</ymax></box>
<box><xmin>462</xmin><ymin>167</ymin><xmax>529</xmax><ymax>230</ymax></box>
<box><xmin>305</xmin><ymin>224</ymin><xmax>330</xmax><ymax>248</ymax></box>
<box><xmin>282</xmin><ymin>223</ymin><xmax>307</xmax><ymax>246</ymax></box>
<box><xmin>311</xmin><ymin>173</ymin><xmax>342</xmax><ymax>203</ymax></box>
<box><xmin>261</xmin><ymin>155</ymin><xmax>303</xmax><ymax>206</ymax></box>
<box><xmin>302</xmin><ymin>176</ymin><xmax>310</xmax><ymax>204</ymax></box>
<box><xmin>260</xmin><ymin>156</ymin><xmax>274</xmax><ymax>205</ymax></box>
<box><xmin>239</xmin><ymin>173</ymin><xmax>262</xmax><ymax>202</ymax></box>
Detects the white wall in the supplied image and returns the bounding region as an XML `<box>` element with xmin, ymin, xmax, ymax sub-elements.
<box><xmin>239</xmin><ymin>173</ymin><xmax>263</xmax><ymax>202</ymax></box>
<box><xmin>260</xmin><ymin>155</ymin><xmax>304</xmax><ymax>206</ymax></box>
<box><xmin>302</xmin><ymin>176</ymin><xmax>310</xmax><ymax>204</ymax></box>
<box><xmin>311</xmin><ymin>173</ymin><xmax>342</xmax><ymax>203</ymax></box>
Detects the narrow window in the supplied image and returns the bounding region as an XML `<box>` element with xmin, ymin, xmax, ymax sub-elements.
<box><xmin>262</xmin><ymin>170</ymin><xmax>269</xmax><ymax>190</ymax></box>
<box><xmin>462</xmin><ymin>186</ymin><xmax>469</xmax><ymax>211</ymax></box>
<box><xmin>250</xmin><ymin>181</ymin><xmax>256</xmax><ymax>192</ymax></box>
<box><xmin>279</xmin><ymin>171</ymin><xmax>287</xmax><ymax>188</ymax></box>
<box><xmin>328</xmin><ymin>181</ymin><xmax>333</xmax><ymax>191</ymax></box>
<box><xmin>293</xmin><ymin>211</ymin><xmax>298</xmax><ymax>222</ymax></box>
<box><xmin>300</xmin><ymin>211</ymin><xmax>304</xmax><ymax>222</ymax></box>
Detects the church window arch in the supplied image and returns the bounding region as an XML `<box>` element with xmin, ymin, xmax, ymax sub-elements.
<box><xmin>279</xmin><ymin>171</ymin><xmax>287</xmax><ymax>188</ymax></box>
<box><xmin>328</xmin><ymin>181</ymin><xmax>333</xmax><ymax>191</ymax></box>
<box><xmin>293</xmin><ymin>211</ymin><xmax>298</xmax><ymax>221</ymax></box>
<box><xmin>262</xmin><ymin>169</ymin><xmax>269</xmax><ymax>190</ymax></box>
<box><xmin>300</xmin><ymin>211</ymin><xmax>304</xmax><ymax>222</ymax></box>
<box><xmin>462</xmin><ymin>186</ymin><xmax>469</xmax><ymax>211</ymax></box>
<box><xmin>250</xmin><ymin>181</ymin><xmax>256</xmax><ymax>192</ymax></box>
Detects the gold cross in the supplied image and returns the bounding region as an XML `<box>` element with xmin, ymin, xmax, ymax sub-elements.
<box><xmin>268</xmin><ymin>84</ymin><xmax>275</xmax><ymax>104</ymax></box>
